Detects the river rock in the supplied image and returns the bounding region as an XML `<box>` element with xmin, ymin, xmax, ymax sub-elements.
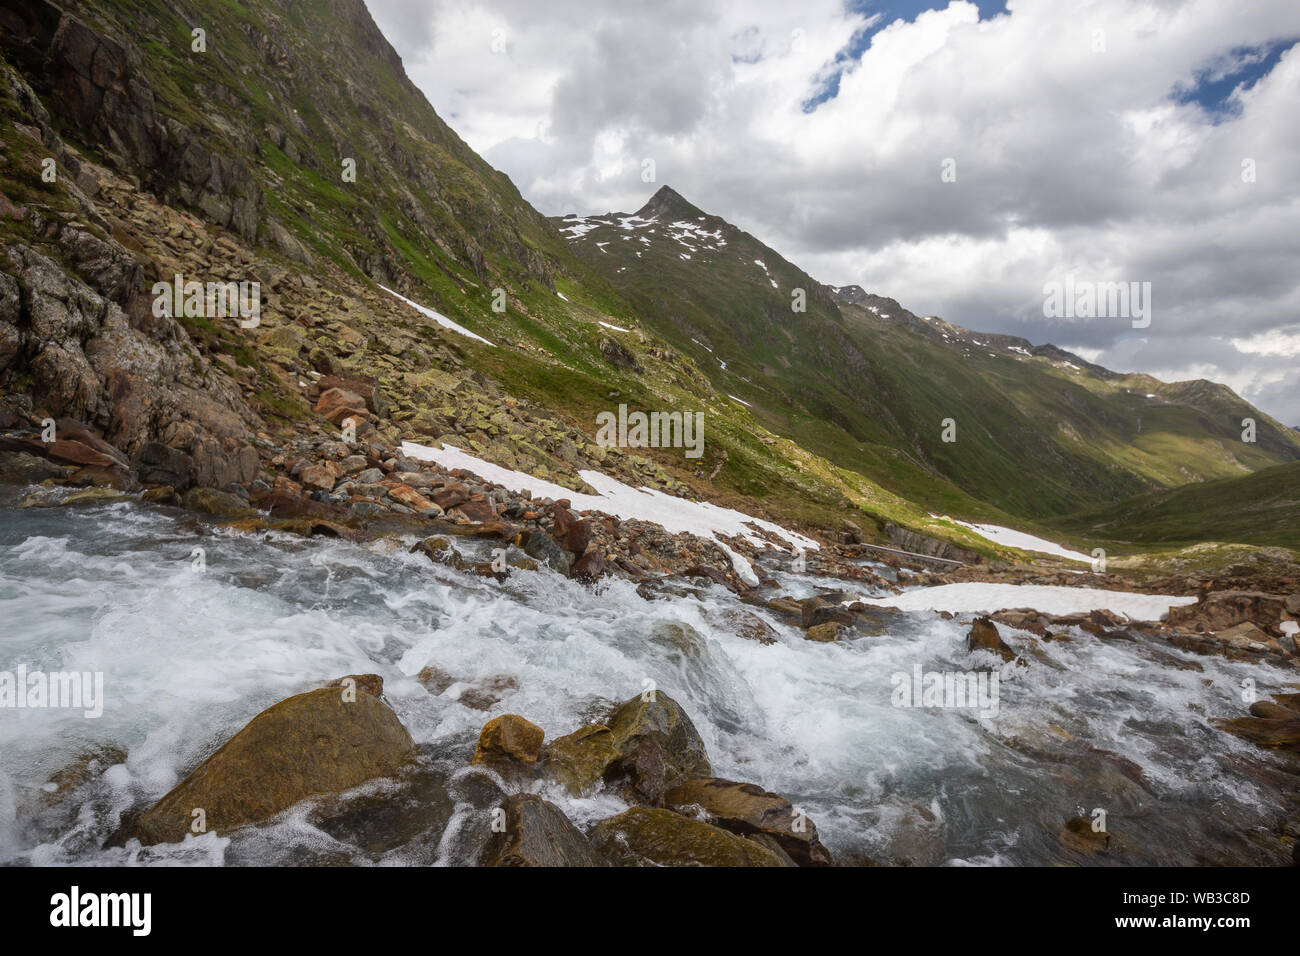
<box><xmin>326</xmin><ymin>674</ymin><xmax>384</xmax><ymax>699</ymax></box>
<box><xmin>298</xmin><ymin>463</ymin><xmax>337</xmax><ymax>493</ymax></box>
<box><xmin>134</xmin><ymin>441</ymin><xmax>195</xmax><ymax>489</ymax></box>
<box><xmin>1214</xmin><ymin>715</ymin><xmax>1300</xmax><ymax>752</ymax></box>
<box><xmin>523</xmin><ymin>529</ymin><xmax>570</xmax><ymax>575</ymax></box>
<box><xmin>605</xmin><ymin>737</ymin><xmax>668</xmax><ymax>805</ymax></box>
<box><xmin>182</xmin><ymin>486</ymin><xmax>257</xmax><ymax>518</ymax></box>
<box><xmin>0</xmin><ymin>450</ymin><xmax>70</xmax><ymax>484</ymax></box>
<box><xmin>1215</xmin><ymin>621</ymin><xmax>1279</xmax><ymax>652</ymax></box>
<box><xmin>541</xmin><ymin>723</ymin><xmax>622</xmax><ymax>795</ymax></box>
<box><xmin>800</xmin><ymin>595</ymin><xmax>853</xmax><ymax>628</ymax></box>
<box><xmin>805</xmin><ymin>621</ymin><xmax>844</xmax><ymax>642</ymax></box>
<box><xmin>605</xmin><ymin>692</ymin><xmax>711</xmax><ymax>794</ymax></box>
<box><xmin>571</xmin><ymin>549</ymin><xmax>605</xmax><ymax>581</ymax></box>
<box><xmin>134</xmin><ymin>686</ymin><xmax>416</xmax><ymax>845</ymax></box>
<box><xmin>1167</xmin><ymin>590</ymin><xmax>1289</xmax><ymax>637</ymax></box>
<box><xmin>1060</xmin><ymin>815</ymin><xmax>1113</xmax><ymax>854</ymax></box>
<box><xmin>590</xmin><ymin>806</ymin><xmax>788</xmax><ymax>867</ymax></box>
<box><xmin>479</xmin><ymin>794</ymin><xmax>609</xmax><ymax>867</ymax></box>
<box><xmin>709</xmin><ymin>606</ymin><xmax>778</xmax><ymax>644</ymax></box>
<box><xmin>664</xmin><ymin>777</ymin><xmax>834</xmax><ymax>866</ymax></box>
<box><xmin>472</xmin><ymin>714</ymin><xmax>544</xmax><ymax>765</ymax></box>
<box><xmin>967</xmin><ymin>616</ymin><xmax>1016</xmax><ymax>661</ymax></box>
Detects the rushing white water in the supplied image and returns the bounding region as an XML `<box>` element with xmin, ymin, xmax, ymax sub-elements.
<box><xmin>0</xmin><ymin>491</ymin><xmax>1294</xmax><ymax>866</ymax></box>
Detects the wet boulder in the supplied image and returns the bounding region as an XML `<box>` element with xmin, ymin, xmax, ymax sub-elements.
<box><xmin>134</xmin><ymin>685</ymin><xmax>416</xmax><ymax>845</ymax></box>
<box><xmin>181</xmin><ymin>486</ymin><xmax>257</xmax><ymax>518</ymax></box>
<box><xmin>542</xmin><ymin>723</ymin><xmax>622</xmax><ymax>796</ymax></box>
<box><xmin>967</xmin><ymin>616</ymin><xmax>1016</xmax><ymax>662</ymax></box>
<box><xmin>1214</xmin><ymin>715</ymin><xmax>1300</xmax><ymax>752</ymax></box>
<box><xmin>605</xmin><ymin>692</ymin><xmax>711</xmax><ymax>794</ymax></box>
<box><xmin>805</xmin><ymin>621</ymin><xmax>844</xmax><ymax>642</ymax></box>
<box><xmin>708</xmin><ymin>606</ymin><xmax>779</xmax><ymax>645</ymax></box>
<box><xmin>472</xmin><ymin>714</ymin><xmax>544</xmax><ymax>765</ymax></box>
<box><xmin>480</xmin><ymin>794</ymin><xmax>609</xmax><ymax>867</ymax></box>
<box><xmin>1167</xmin><ymin>590</ymin><xmax>1289</xmax><ymax>637</ymax></box>
<box><xmin>522</xmin><ymin>529</ymin><xmax>570</xmax><ymax>575</ymax></box>
<box><xmin>0</xmin><ymin>450</ymin><xmax>71</xmax><ymax>484</ymax></box>
<box><xmin>664</xmin><ymin>777</ymin><xmax>834</xmax><ymax>866</ymax></box>
<box><xmin>800</xmin><ymin>595</ymin><xmax>854</xmax><ymax>628</ymax></box>
<box><xmin>1060</xmin><ymin>815</ymin><xmax>1115</xmax><ymax>854</ymax></box>
<box><xmin>591</xmin><ymin>807</ymin><xmax>788</xmax><ymax>867</ymax></box>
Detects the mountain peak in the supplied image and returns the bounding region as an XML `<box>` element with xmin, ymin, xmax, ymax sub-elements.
<box><xmin>637</xmin><ymin>185</ymin><xmax>704</xmax><ymax>220</ymax></box>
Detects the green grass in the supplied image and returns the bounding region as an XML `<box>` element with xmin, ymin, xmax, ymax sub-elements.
<box><xmin>1048</xmin><ymin>461</ymin><xmax>1300</xmax><ymax>551</ymax></box>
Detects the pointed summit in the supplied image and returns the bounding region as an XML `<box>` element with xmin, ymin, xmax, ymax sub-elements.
<box><xmin>636</xmin><ymin>184</ymin><xmax>705</xmax><ymax>220</ymax></box>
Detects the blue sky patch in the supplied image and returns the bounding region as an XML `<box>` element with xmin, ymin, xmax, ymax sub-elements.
<box><xmin>802</xmin><ymin>0</ymin><xmax>1009</xmax><ymax>112</ymax></box>
<box><xmin>1173</xmin><ymin>38</ymin><xmax>1298</xmax><ymax>122</ymax></box>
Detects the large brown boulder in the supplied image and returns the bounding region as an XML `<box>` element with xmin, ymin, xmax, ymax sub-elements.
<box><xmin>134</xmin><ymin>686</ymin><xmax>415</xmax><ymax>845</ymax></box>
<box><xmin>479</xmin><ymin>794</ymin><xmax>609</xmax><ymax>867</ymax></box>
<box><xmin>1167</xmin><ymin>590</ymin><xmax>1289</xmax><ymax>637</ymax></box>
<box><xmin>605</xmin><ymin>692</ymin><xmax>711</xmax><ymax>795</ymax></box>
<box><xmin>541</xmin><ymin>723</ymin><xmax>622</xmax><ymax>796</ymax></box>
<box><xmin>591</xmin><ymin>807</ymin><xmax>788</xmax><ymax>867</ymax></box>
<box><xmin>664</xmin><ymin>777</ymin><xmax>834</xmax><ymax>866</ymax></box>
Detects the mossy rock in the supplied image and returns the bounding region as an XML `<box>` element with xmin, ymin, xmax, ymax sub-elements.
<box><xmin>590</xmin><ymin>807</ymin><xmax>787</xmax><ymax>867</ymax></box>
<box><xmin>134</xmin><ymin>686</ymin><xmax>415</xmax><ymax>845</ymax></box>
<box><xmin>542</xmin><ymin>723</ymin><xmax>622</xmax><ymax>795</ymax></box>
<box><xmin>664</xmin><ymin>777</ymin><xmax>834</xmax><ymax>866</ymax></box>
<box><xmin>480</xmin><ymin>794</ymin><xmax>609</xmax><ymax>867</ymax></box>
<box><xmin>605</xmin><ymin>692</ymin><xmax>711</xmax><ymax>792</ymax></box>
<box><xmin>181</xmin><ymin>486</ymin><xmax>258</xmax><ymax>518</ymax></box>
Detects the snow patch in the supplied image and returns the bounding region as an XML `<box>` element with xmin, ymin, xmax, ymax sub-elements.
<box><xmin>379</xmin><ymin>285</ymin><xmax>494</xmax><ymax>347</ymax></box>
<box><xmin>400</xmin><ymin>441</ymin><xmax>820</xmax><ymax>586</ymax></box>
<box><xmin>952</xmin><ymin>520</ymin><xmax>1091</xmax><ymax>563</ymax></box>
<box><xmin>858</xmin><ymin>583</ymin><xmax>1195</xmax><ymax>621</ymax></box>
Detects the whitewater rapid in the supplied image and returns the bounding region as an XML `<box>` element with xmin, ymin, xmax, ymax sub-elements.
<box><xmin>0</xmin><ymin>492</ymin><xmax>1293</xmax><ymax>866</ymax></box>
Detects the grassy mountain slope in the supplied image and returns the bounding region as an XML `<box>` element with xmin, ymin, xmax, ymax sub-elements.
<box><xmin>1048</xmin><ymin>461</ymin><xmax>1300</xmax><ymax>551</ymax></box>
<box><xmin>555</xmin><ymin>187</ymin><xmax>1300</xmax><ymax>520</ymax></box>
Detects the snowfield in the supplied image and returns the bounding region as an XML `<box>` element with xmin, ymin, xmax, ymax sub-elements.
<box><xmin>401</xmin><ymin>441</ymin><xmax>819</xmax><ymax>585</ymax></box>
<box><xmin>950</xmin><ymin>519</ymin><xmax>1091</xmax><ymax>563</ymax></box>
<box><xmin>859</xmin><ymin>583</ymin><xmax>1196</xmax><ymax>620</ymax></box>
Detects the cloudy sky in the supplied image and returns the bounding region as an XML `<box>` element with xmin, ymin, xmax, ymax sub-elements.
<box><xmin>365</xmin><ymin>0</ymin><xmax>1300</xmax><ymax>424</ymax></box>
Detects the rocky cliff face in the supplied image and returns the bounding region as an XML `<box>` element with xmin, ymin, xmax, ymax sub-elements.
<box><xmin>2</xmin><ymin>0</ymin><xmax>262</xmax><ymax>239</ymax></box>
<box><xmin>0</xmin><ymin>36</ymin><xmax>263</xmax><ymax>488</ymax></box>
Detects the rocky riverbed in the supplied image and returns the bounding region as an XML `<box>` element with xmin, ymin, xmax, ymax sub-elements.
<box><xmin>1</xmin><ymin>426</ymin><xmax>1298</xmax><ymax>865</ymax></box>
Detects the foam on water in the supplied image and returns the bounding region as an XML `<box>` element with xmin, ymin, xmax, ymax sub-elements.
<box><xmin>0</xmin><ymin>495</ymin><xmax>1293</xmax><ymax>865</ymax></box>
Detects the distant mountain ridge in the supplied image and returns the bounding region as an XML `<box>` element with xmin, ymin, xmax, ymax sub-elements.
<box><xmin>555</xmin><ymin>185</ymin><xmax>1300</xmax><ymax>519</ymax></box>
